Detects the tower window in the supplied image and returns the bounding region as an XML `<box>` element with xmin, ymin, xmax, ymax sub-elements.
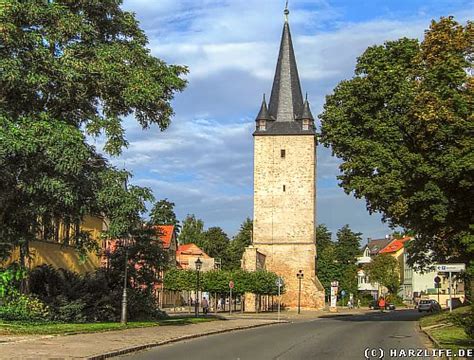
<box><xmin>303</xmin><ymin>119</ymin><xmax>310</xmax><ymax>131</ymax></box>
<box><xmin>283</xmin><ymin>185</ymin><xmax>286</xmax><ymax>192</ymax></box>
<box><xmin>258</xmin><ymin>120</ymin><xmax>266</xmax><ymax>131</ymax></box>
<box><xmin>281</xmin><ymin>149</ymin><xmax>286</xmax><ymax>158</ymax></box>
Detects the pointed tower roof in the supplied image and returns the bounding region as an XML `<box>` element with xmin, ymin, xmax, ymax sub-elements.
<box><xmin>256</xmin><ymin>94</ymin><xmax>272</xmax><ymax>121</ymax></box>
<box><xmin>300</xmin><ymin>95</ymin><xmax>314</xmax><ymax>120</ymax></box>
<box><xmin>267</xmin><ymin>8</ymin><xmax>304</xmax><ymax>122</ymax></box>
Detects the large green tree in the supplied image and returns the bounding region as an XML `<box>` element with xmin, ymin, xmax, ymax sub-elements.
<box><xmin>320</xmin><ymin>17</ymin><xmax>473</xmax><ymax>273</ymax></box>
<box><xmin>315</xmin><ymin>224</ymin><xmax>338</xmax><ymax>295</ymax></box>
<box><xmin>149</xmin><ymin>199</ymin><xmax>180</xmax><ymax>231</ymax></box>
<box><xmin>201</xmin><ymin>227</ymin><xmax>230</xmax><ymax>267</ymax></box>
<box><xmin>334</xmin><ymin>225</ymin><xmax>361</xmax><ymax>296</ymax></box>
<box><xmin>226</xmin><ymin>218</ymin><xmax>253</xmax><ymax>270</ymax></box>
<box><xmin>0</xmin><ymin>0</ymin><xmax>187</xmax><ymax>262</ymax></box>
<box><xmin>178</xmin><ymin>214</ymin><xmax>204</xmax><ymax>245</ymax></box>
<box><xmin>364</xmin><ymin>254</ymin><xmax>400</xmax><ymax>295</ymax></box>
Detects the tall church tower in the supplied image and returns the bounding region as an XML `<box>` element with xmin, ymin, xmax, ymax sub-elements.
<box><xmin>246</xmin><ymin>5</ymin><xmax>325</xmax><ymax>309</ymax></box>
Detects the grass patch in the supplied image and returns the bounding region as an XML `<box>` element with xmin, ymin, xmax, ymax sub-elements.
<box><xmin>420</xmin><ymin>306</ymin><xmax>473</xmax><ymax>351</ymax></box>
<box><xmin>0</xmin><ymin>317</ymin><xmax>215</xmax><ymax>336</ymax></box>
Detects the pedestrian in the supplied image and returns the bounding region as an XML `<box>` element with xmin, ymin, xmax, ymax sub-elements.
<box><xmin>202</xmin><ymin>297</ymin><xmax>209</xmax><ymax>315</ymax></box>
<box><xmin>378</xmin><ymin>297</ymin><xmax>385</xmax><ymax>313</ymax></box>
<box><xmin>217</xmin><ymin>298</ymin><xmax>222</xmax><ymax>311</ymax></box>
<box><xmin>357</xmin><ymin>298</ymin><xmax>361</xmax><ymax>309</ymax></box>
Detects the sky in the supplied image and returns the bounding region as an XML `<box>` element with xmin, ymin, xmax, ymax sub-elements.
<box><xmin>97</xmin><ymin>0</ymin><xmax>472</xmax><ymax>242</ymax></box>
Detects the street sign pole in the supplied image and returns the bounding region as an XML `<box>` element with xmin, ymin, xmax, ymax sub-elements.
<box><xmin>230</xmin><ymin>286</ymin><xmax>233</xmax><ymax>315</ymax></box>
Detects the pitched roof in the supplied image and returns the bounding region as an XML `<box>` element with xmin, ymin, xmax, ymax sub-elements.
<box><xmin>254</xmin><ymin>9</ymin><xmax>315</xmax><ymax>136</ymax></box>
<box><xmin>380</xmin><ymin>237</ymin><xmax>412</xmax><ymax>254</ymax></box>
<box><xmin>153</xmin><ymin>225</ymin><xmax>175</xmax><ymax>249</ymax></box>
<box><xmin>176</xmin><ymin>243</ymin><xmax>210</xmax><ymax>258</ymax></box>
<box><xmin>364</xmin><ymin>238</ymin><xmax>393</xmax><ymax>256</ymax></box>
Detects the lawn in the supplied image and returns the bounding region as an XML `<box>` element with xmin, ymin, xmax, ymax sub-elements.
<box><xmin>419</xmin><ymin>306</ymin><xmax>473</xmax><ymax>351</ymax></box>
<box><xmin>0</xmin><ymin>317</ymin><xmax>216</xmax><ymax>336</ymax></box>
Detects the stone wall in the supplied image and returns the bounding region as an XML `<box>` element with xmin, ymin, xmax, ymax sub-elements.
<box><xmin>249</xmin><ymin>134</ymin><xmax>325</xmax><ymax>309</ymax></box>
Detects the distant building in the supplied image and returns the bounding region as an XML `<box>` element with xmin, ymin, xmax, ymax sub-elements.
<box><xmin>357</xmin><ymin>237</ymin><xmax>393</xmax><ymax>298</ymax></box>
<box><xmin>176</xmin><ymin>243</ymin><xmax>215</xmax><ymax>271</ymax></box>
<box><xmin>6</xmin><ymin>215</ymin><xmax>107</xmax><ymax>274</ymax></box>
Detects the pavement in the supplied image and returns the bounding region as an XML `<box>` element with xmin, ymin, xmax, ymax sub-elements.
<box><xmin>0</xmin><ymin>308</ymin><xmax>434</xmax><ymax>360</ymax></box>
<box><xmin>0</xmin><ymin>318</ymin><xmax>283</xmax><ymax>360</ymax></box>
<box><xmin>118</xmin><ymin>310</ymin><xmax>435</xmax><ymax>360</ymax></box>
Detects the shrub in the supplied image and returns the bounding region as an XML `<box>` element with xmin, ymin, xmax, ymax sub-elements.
<box><xmin>451</xmin><ymin>306</ymin><xmax>474</xmax><ymax>339</ymax></box>
<box><xmin>0</xmin><ymin>294</ymin><xmax>49</xmax><ymax>321</ymax></box>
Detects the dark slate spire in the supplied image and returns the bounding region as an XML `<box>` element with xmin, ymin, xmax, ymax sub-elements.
<box><xmin>300</xmin><ymin>94</ymin><xmax>314</xmax><ymax>120</ymax></box>
<box><xmin>256</xmin><ymin>94</ymin><xmax>272</xmax><ymax>121</ymax></box>
<box><xmin>267</xmin><ymin>6</ymin><xmax>304</xmax><ymax>122</ymax></box>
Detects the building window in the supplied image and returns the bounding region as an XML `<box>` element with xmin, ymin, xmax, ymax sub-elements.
<box><xmin>281</xmin><ymin>149</ymin><xmax>286</xmax><ymax>158</ymax></box>
<box><xmin>283</xmin><ymin>185</ymin><xmax>286</xmax><ymax>192</ymax></box>
<box><xmin>258</xmin><ymin>120</ymin><xmax>266</xmax><ymax>131</ymax></box>
<box><xmin>303</xmin><ymin>119</ymin><xmax>310</xmax><ymax>131</ymax></box>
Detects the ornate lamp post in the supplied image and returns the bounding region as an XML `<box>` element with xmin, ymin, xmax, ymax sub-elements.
<box><xmin>296</xmin><ymin>270</ymin><xmax>304</xmax><ymax>314</ymax></box>
<box><xmin>194</xmin><ymin>257</ymin><xmax>202</xmax><ymax>317</ymax></box>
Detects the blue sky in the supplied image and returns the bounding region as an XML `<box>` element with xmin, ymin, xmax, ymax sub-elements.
<box><xmin>99</xmin><ymin>0</ymin><xmax>472</xmax><ymax>242</ymax></box>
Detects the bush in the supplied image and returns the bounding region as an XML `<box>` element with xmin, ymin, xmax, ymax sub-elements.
<box><xmin>451</xmin><ymin>306</ymin><xmax>474</xmax><ymax>339</ymax></box>
<box><xmin>0</xmin><ymin>294</ymin><xmax>49</xmax><ymax>321</ymax></box>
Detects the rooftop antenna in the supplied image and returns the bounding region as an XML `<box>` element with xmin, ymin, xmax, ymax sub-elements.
<box><xmin>284</xmin><ymin>0</ymin><xmax>289</xmax><ymax>22</ymax></box>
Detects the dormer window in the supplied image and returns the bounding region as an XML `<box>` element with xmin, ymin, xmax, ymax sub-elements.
<box><xmin>302</xmin><ymin>119</ymin><xmax>310</xmax><ymax>131</ymax></box>
<box><xmin>258</xmin><ymin>120</ymin><xmax>266</xmax><ymax>131</ymax></box>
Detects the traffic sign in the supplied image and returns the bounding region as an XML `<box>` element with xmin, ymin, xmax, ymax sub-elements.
<box><xmin>434</xmin><ymin>276</ymin><xmax>441</xmax><ymax>283</ymax></box>
<box><xmin>331</xmin><ymin>281</ymin><xmax>339</xmax><ymax>287</ymax></box>
<box><xmin>435</xmin><ymin>264</ymin><xmax>465</xmax><ymax>273</ymax></box>
<box><xmin>276</xmin><ymin>277</ymin><xmax>284</xmax><ymax>287</ymax></box>
<box><xmin>229</xmin><ymin>281</ymin><xmax>234</xmax><ymax>289</ymax></box>
<box><xmin>341</xmin><ymin>290</ymin><xmax>346</xmax><ymax>297</ymax></box>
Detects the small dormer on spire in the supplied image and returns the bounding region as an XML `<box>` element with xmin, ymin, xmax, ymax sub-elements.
<box><xmin>256</xmin><ymin>94</ymin><xmax>272</xmax><ymax>131</ymax></box>
<box><xmin>299</xmin><ymin>94</ymin><xmax>315</xmax><ymax>131</ymax></box>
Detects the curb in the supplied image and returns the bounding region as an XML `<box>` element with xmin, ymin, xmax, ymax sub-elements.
<box><xmin>87</xmin><ymin>321</ymin><xmax>287</xmax><ymax>360</ymax></box>
<box><xmin>419</xmin><ymin>324</ymin><xmax>442</xmax><ymax>348</ymax></box>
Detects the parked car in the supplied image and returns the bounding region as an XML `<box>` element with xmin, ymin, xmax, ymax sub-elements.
<box><xmin>417</xmin><ymin>299</ymin><xmax>441</xmax><ymax>313</ymax></box>
<box><xmin>369</xmin><ymin>300</ymin><xmax>396</xmax><ymax>310</ymax></box>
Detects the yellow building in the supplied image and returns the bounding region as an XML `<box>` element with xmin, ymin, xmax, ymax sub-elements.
<box><xmin>6</xmin><ymin>215</ymin><xmax>107</xmax><ymax>274</ymax></box>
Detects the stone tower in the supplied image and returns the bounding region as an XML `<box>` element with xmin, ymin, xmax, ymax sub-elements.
<box><xmin>242</xmin><ymin>6</ymin><xmax>325</xmax><ymax>310</ymax></box>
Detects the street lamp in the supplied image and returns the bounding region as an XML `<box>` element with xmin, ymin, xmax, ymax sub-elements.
<box><xmin>296</xmin><ymin>270</ymin><xmax>304</xmax><ymax>314</ymax></box>
<box><xmin>195</xmin><ymin>257</ymin><xmax>202</xmax><ymax>317</ymax></box>
<box><xmin>120</xmin><ymin>235</ymin><xmax>133</xmax><ymax>325</ymax></box>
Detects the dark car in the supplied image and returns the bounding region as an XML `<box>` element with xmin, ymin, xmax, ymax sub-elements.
<box><xmin>369</xmin><ymin>300</ymin><xmax>396</xmax><ymax>310</ymax></box>
<box><xmin>417</xmin><ymin>299</ymin><xmax>441</xmax><ymax>312</ymax></box>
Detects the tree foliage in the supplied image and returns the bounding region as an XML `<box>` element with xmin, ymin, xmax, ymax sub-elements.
<box><xmin>364</xmin><ymin>254</ymin><xmax>400</xmax><ymax>295</ymax></box>
<box><xmin>178</xmin><ymin>214</ymin><xmax>204</xmax><ymax>245</ymax></box>
<box><xmin>149</xmin><ymin>199</ymin><xmax>180</xmax><ymax>231</ymax></box>
<box><xmin>319</xmin><ymin>17</ymin><xmax>473</xmax><ymax>271</ymax></box>
<box><xmin>0</xmin><ymin>0</ymin><xmax>187</xmax><ymax>263</ymax></box>
<box><xmin>201</xmin><ymin>227</ymin><xmax>230</xmax><ymax>266</ymax></box>
<box><xmin>226</xmin><ymin>218</ymin><xmax>253</xmax><ymax>270</ymax></box>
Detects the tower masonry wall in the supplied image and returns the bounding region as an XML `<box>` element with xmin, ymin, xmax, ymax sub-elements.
<box><xmin>250</xmin><ymin>134</ymin><xmax>325</xmax><ymax>309</ymax></box>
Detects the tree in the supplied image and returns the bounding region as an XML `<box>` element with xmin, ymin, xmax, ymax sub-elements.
<box><xmin>226</xmin><ymin>218</ymin><xmax>253</xmax><ymax>270</ymax></box>
<box><xmin>315</xmin><ymin>225</ymin><xmax>339</xmax><ymax>295</ymax></box>
<box><xmin>334</xmin><ymin>225</ymin><xmax>361</xmax><ymax>296</ymax></box>
<box><xmin>149</xmin><ymin>199</ymin><xmax>180</xmax><ymax>231</ymax></box>
<box><xmin>364</xmin><ymin>254</ymin><xmax>400</xmax><ymax>295</ymax></box>
<box><xmin>201</xmin><ymin>227</ymin><xmax>230</xmax><ymax>266</ymax></box>
<box><xmin>0</xmin><ymin>1</ymin><xmax>187</xmax><ymax>264</ymax></box>
<box><xmin>319</xmin><ymin>17</ymin><xmax>473</xmax><ymax>274</ymax></box>
<box><xmin>178</xmin><ymin>214</ymin><xmax>204</xmax><ymax>245</ymax></box>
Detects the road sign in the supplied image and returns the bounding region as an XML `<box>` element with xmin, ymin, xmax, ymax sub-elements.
<box><xmin>276</xmin><ymin>277</ymin><xmax>284</xmax><ymax>288</ymax></box>
<box><xmin>331</xmin><ymin>281</ymin><xmax>339</xmax><ymax>287</ymax></box>
<box><xmin>435</xmin><ymin>264</ymin><xmax>465</xmax><ymax>273</ymax></box>
<box><xmin>341</xmin><ymin>290</ymin><xmax>346</xmax><ymax>297</ymax></box>
<box><xmin>229</xmin><ymin>281</ymin><xmax>234</xmax><ymax>289</ymax></box>
<box><xmin>434</xmin><ymin>276</ymin><xmax>441</xmax><ymax>283</ymax></box>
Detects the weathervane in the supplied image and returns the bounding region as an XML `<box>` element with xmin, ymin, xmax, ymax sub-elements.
<box><xmin>284</xmin><ymin>0</ymin><xmax>289</xmax><ymax>22</ymax></box>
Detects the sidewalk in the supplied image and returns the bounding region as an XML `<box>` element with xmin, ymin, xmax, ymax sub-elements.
<box><xmin>0</xmin><ymin>318</ymin><xmax>284</xmax><ymax>360</ymax></box>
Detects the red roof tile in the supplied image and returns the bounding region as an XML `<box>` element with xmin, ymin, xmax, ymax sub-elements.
<box><xmin>380</xmin><ymin>237</ymin><xmax>412</xmax><ymax>254</ymax></box>
<box><xmin>153</xmin><ymin>225</ymin><xmax>175</xmax><ymax>249</ymax></box>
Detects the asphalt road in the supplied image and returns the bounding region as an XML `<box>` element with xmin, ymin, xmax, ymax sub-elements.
<box><xmin>119</xmin><ymin>310</ymin><xmax>433</xmax><ymax>360</ymax></box>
